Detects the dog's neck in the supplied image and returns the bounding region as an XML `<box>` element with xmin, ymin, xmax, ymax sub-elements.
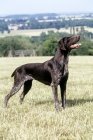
<box><xmin>54</xmin><ymin>47</ymin><xmax>69</xmax><ymax>65</ymax></box>
<box><xmin>53</xmin><ymin>47</ymin><xmax>69</xmax><ymax>76</ymax></box>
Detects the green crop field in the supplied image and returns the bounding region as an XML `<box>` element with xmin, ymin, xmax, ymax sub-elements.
<box><xmin>0</xmin><ymin>56</ymin><xmax>93</xmax><ymax>140</ymax></box>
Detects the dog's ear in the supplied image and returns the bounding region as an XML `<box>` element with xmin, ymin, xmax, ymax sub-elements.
<box><xmin>58</xmin><ymin>40</ymin><xmax>66</xmax><ymax>50</ymax></box>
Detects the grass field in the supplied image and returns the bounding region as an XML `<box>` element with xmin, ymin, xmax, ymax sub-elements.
<box><xmin>0</xmin><ymin>56</ymin><xmax>93</xmax><ymax>140</ymax></box>
<box><xmin>0</xmin><ymin>26</ymin><xmax>93</xmax><ymax>37</ymax></box>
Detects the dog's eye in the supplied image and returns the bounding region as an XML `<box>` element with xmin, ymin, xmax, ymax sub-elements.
<box><xmin>67</xmin><ymin>37</ymin><xmax>70</xmax><ymax>41</ymax></box>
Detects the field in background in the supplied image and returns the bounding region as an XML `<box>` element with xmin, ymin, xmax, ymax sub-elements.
<box><xmin>0</xmin><ymin>26</ymin><xmax>93</xmax><ymax>37</ymax></box>
<box><xmin>0</xmin><ymin>56</ymin><xmax>93</xmax><ymax>140</ymax></box>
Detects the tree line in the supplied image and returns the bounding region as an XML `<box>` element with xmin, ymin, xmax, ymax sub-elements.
<box><xmin>1</xmin><ymin>18</ymin><xmax>93</xmax><ymax>33</ymax></box>
<box><xmin>19</xmin><ymin>19</ymin><xmax>93</xmax><ymax>30</ymax></box>
<box><xmin>0</xmin><ymin>31</ymin><xmax>93</xmax><ymax>57</ymax></box>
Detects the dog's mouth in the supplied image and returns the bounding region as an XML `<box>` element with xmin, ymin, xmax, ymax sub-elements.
<box><xmin>69</xmin><ymin>36</ymin><xmax>81</xmax><ymax>49</ymax></box>
<box><xmin>70</xmin><ymin>43</ymin><xmax>81</xmax><ymax>49</ymax></box>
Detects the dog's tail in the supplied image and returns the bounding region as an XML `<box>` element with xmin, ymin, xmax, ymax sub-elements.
<box><xmin>11</xmin><ymin>68</ymin><xmax>17</xmax><ymax>77</ymax></box>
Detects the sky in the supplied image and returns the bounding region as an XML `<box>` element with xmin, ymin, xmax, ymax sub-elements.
<box><xmin>0</xmin><ymin>0</ymin><xmax>93</xmax><ymax>15</ymax></box>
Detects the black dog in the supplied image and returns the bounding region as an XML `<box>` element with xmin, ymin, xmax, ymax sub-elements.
<box><xmin>4</xmin><ymin>35</ymin><xmax>81</xmax><ymax>111</ymax></box>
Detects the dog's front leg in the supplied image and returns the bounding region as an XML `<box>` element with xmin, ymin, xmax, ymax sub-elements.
<box><xmin>51</xmin><ymin>83</ymin><xmax>60</xmax><ymax>111</ymax></box>
<box><xmin>60</xmin><ymin>86</ymin><xmax>66</xmax><ymax>109</ymax></box>
<box><xmin>60</xmin><ymin>81</ymin><xmax>67</xmax><ymax>109</ymax></box>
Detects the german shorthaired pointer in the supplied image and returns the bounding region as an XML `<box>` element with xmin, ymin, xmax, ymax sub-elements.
<box><xmin>4</xmin><ymin>35</ymin><xmax>81</xmax><ymax>111</ymax></box>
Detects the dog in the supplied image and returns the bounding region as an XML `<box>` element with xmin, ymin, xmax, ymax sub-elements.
<box><xmin>4</xmin><ymin>35</ymin><xmax>81</xmax><ymax>111</ymax></box>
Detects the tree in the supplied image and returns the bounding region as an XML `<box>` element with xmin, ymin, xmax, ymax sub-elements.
<box><xmin>39</xmin><ymin>37</ymin><xmax>57</xmax><ymax>56</ymax></box>
<box><xmin>72</xmin><ymin>26</ymin><xmax>75</xmax><ymax>35</ymax></box>
<box><xmin>76</xmin><ymin>27</ymin><xmax>79</xmax><ymax>33</ymax></box>
<box><xmin>1</xmin><ymin>30</ymin><xmax>4</xmax><ymax>34</ymax></box>
<box><xmin>48</xmin><ymin>30</ymin><xmax>54</xmax><ymax>36</ymax></box>
<box><xmin>80</xmin><ymin>26</ymin><xmax>85</xmax><ymax>37</ymax></box>
<box><xmin>0</xmin><ymin>36</ymin><xmax>34</xmax><ymax>56</ymax></box>
<box><xmin>70</xmin><ymin>27</ymin><xmax>72</xmax><ymax>35</ymax></box>
<box><xmin>7</xmin><ymin>29</ymin><xmax>11</xmax><ymax>34</ymax></box>
<box><xmin>40</xmin><ymin>32</ymin><xmax>47</xmax><ymax>42</ymax></box>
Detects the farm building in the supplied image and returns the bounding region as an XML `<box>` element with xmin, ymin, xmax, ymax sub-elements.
<box><xmin>8</xmin><ymin>49</ymin><xmax>36</xmax><ymax>57</ymax></box>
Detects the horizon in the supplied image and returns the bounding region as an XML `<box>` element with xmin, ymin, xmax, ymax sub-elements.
<box><xmin>0</xmin><ymin>12</ymin><xmax>93</xmax><ymax>17</ymax></box>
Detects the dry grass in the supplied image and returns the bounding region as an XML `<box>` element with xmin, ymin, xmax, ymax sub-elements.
<box><xmin>0</xmin><ymin>26</ymin><xmax>93</xmax><ymax>37</ymax></box>
<box><xmin>0</xmin><ymin>29</ymin><xmax>57</xmax><ymax>37</ymax></box>
<box><xmin>0</xmin><ymin>56</ymin><xmax>93</xmax><ymax>140</ymax></box>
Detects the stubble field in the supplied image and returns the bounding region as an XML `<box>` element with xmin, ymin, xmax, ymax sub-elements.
<box><xmin>0</xmin><ymin>26</ymin><xmax>93</xmax><ymax>37</ymax></box>
<box><xmin>0</xmin><ymin>56</ymin><xmax>93</xmax><ymax>140</ymax></box>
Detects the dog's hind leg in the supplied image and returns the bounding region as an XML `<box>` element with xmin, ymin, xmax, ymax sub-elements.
<box><xmin>4</xmin><ymin>73</ymin><xmax>33</xmax><ymax>107</ymax></box>
<box><xmin>20</xmin><ymin>80</ymin><xmax>32</xmax><ymax>104</ymax></box>
<box><xmin>4</xmin><ymin>80</ymin><xmax>24</xmax><ymax>107</ymax></box>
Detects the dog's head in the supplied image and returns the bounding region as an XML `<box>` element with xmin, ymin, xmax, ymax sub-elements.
<box><xmin>58</xmin><ymin>35</ymin><xmax>81</xmax><ymax>51</ymax></box>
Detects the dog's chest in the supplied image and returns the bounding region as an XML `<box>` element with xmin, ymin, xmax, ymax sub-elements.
<box><xmin>53</xmin><ymin>63</ymin><xmax>68</xmax><ymax>83</ymax></box>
